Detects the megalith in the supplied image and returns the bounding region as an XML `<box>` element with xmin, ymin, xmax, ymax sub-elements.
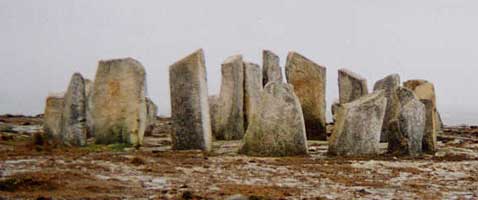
<box><xmin>61</xmin><ymin>73</ymin><xmax>88</xmax><ymax>146</ymax></box>
<box><xmin>169</xmin><ymin>49</ymin><xmax>212</xmax><ymax>151</ymax></box>
<box><xmin>373</xmin><ymin>74</ymin><xmax>400</xmax><ymax>142</ymax></box>
<box><xmin>144</xmin><ymin>97</ymin><xmax>158</xmax><ymax>136</ymax></box>
<box><xmin>43</xmin><ymin>92</ymin><xmax>65</xmax><ymax>141</ymax></box>
<box><xmin>285</xmin><ymin>52</ymin><xmax>327</xmax><ymax>140</ymax></box>
<box><xmin>328</xmin><ymin>91</ymin><xmax>387</xmax><ymax>156</ymax></box>
<box><xmin>243</xmin><ymin>62</ymin><xmax>262</xmax><ymax>130</ymax></box>
<box><xmin>211</xmin><ymin>55</ymin><xmax>245</xmax><ymax>140</ymax></box>
<box><xmin>338</xmin><ymin>69</ymin><xmax>368</xmax><ymax>104</ymax></box>
<box><xmin>239</xmin><ymin>82</ymin><xmax>308</xmax><ymax>157</ymax></box>
<box><xmin>92</xmin><ymin>58</ymin><xmax>147</xmax><ymax>146</ymax></box>
<box><xmin>262</xmin><ymin>50</ymin><xmax>283</xmax><ymax>85</ymax></box>
<box><xmin>84</xmin><ymin>79</ymin><xmax>94</xmax><ymax>137</ymax></box>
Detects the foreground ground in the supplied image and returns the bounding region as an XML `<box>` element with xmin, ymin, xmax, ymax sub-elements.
<box><xmin>0</xmin><ymin>115</ymin><xmax>477</xmax><ymax>199</ymax></box>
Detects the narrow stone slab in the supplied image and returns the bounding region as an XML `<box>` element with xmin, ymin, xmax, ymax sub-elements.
<box><xmin>331</xmin><ymin>99</ymin><xmax>340</xmax><ymax>122</ymax></box>
<box><xmin>262</xmin><ymin>50</ymin><xmax>283</xmax><ymax>85</ymax></box>
<box><xmin>169</xmin><ymin>49</ymin><xmax>212</xmax><ymax>151</ymax></box>
<box><xmin>239</xmin><ymin>82</ymin><xmax>308</xmax><ymax>157</ymax></box>
<box><xmin>61</xmin><ymin>73</ymin><xmax>87</xmax><ymax>146</ymax></box>
<box><xmin>373</xmin><ymin>74</ymin><xmax>400</xmax><ymax>142</ymax></box>
<box><xmin>84</xmin><ymin>79</ymin><xmax>94</xmax><ymax>137</ymax></box>
<box><xmin>92</xmin><ymin>58</ymin><xmax>147</xmax><ymax>146</ymax></box>
<box><xmin>285</xmin><ymin>52</ymin><xmax>327</xmax><ymax>140</ymax></box>
<box><xmin>243</xmin><ymin>62</ymin><xmax>262</xmax><ymax>130</ymax></box>
<box><xmin>144</xmin><ymin>97</ymin><xmax>158</xmax><ymax>136</ymax></box>
<box><xmin>328</xmin><ymin>91</ymin><xmax>387</xmax><ymax>156</ymax></box>
<box><xmin>43</xmin><ymin>92</ymin><xmax>65</xmax><ymax>141</ymax></box>
<box><xmin>211</xmin><ymin>55</ymin><xmax>245</xmax><ymax>140</ymax></box>
<box><xmin>338</xmin><ymin>69</ymin><xmax>368</xmax><ymax>104</ymax></box>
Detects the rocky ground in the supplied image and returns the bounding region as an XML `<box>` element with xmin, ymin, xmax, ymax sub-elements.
<box><xmin>0</xmin><ymin>115</ymin><xmax>477</xmax><ymax>200</ymax></box>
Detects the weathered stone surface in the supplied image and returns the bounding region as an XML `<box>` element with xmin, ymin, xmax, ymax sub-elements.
<box><xmin>169</xmin><ymin>49</ymin><xmax>212</xmax><ymax>151</ymax></box>
<box><xmin>285</xmin><ymin>52</ymin><xmax>327</xmax><ymax>140</ymax></box>
<box><xmin>331</xmin><ymin>99</ymin><xmax>340</xmax><ymax>122</ymax></box>
<box><xmin>43</xmin><ymin>92</ymin><xmax>65</xmax><ymax>141</ymax></box>
<box><xmin>338</xmin><ymin>69</ymin><xmax>368</xmax><ymax>104</ymax></box>
<box><xmin>436</xmin><ymin>111</ymin><xmax>444</xmax><ymax>135</ymax></box>
<box><xmin>387</xmin><ymin>87</ymin><xmax>426</xmax><ymax>156</ymax></box>
<box><xmin>84</xmin><ymin>79</ymin><xmax>94</xmax><ymax>137</ymax></box>
<box><xmin>208</xmin><ymin>95</ymin><xmax>219</xmax><ymax>136</ymax></box>
<box><xmin>243</xmin><ymin>62</ymin><xmax>262</xmax><ymax>130</ymax></box>
<box><xmin>373</xmin><ymin>74</ymin><xmax>401</xmax><ymax>142</ymax></box>
<box><xmin>61</xmin><ymin>73</ymin><xmax>87</xmax><ymax>146</ymax></box>
<box><xmin>211</xmin><ymin>55</ymin><xmax>245</xmax><ymax>140</ymax></box>
<box><xmin>328</xmin><ymin>91</ymin><xmax>387</xmax><ymax>156</ymax></box>
<box><xmin>144</xmin><ymin>97</ymin><xmax>158</xmax><ymax>136</ymax></box>
<box><xmin>262</xmin><ymin>50</ymin><xmax>283</xmax><ymax>85</ymax></box>
<box><xmin>92</xmin><ymin>58</ymin><xmax>147</xmax><ymax>146</ymax></box>
<box><xmin>239</xmin><ymin>82</ymin><xmax>308</xmax><ymax>157</ymax></box>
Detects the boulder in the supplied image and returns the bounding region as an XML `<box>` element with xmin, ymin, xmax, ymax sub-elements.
<box><xmin>387</xmin><ymin>87</ymin><xmax>426</xmax><ymax>156</ymax></box>
<box><xmin>328</xmin><ymin>91</ymin><xmax>387</xmax><ymax>156</ymax></box>
<box><xmin>43</xmin><ymin>92</ymin><xmax>65</xmax><ymax>141</ymax></box>
<box><xmin>243</xmin><ymin>62</ymin><xmax>262</xmax><ymax>130</ymax></box>
<box><xmin>92</xmin><ymin>58</ymin><xmax>147</xmax><ymax>146</ymax></box>
<box><xmin>211</xmin><ymin>55</ymin><xmax>245</xmax><ymax>140</ymax></box>
<box><xmin>373</xmin><ymin>74</ymin><xmax>400</xmax><ymax>142</ymax></box>
<box><xmin>338</xmin><ymin>68</ymin><xmax>368</xmax><ymax>104</ymax></box>
<box><xmin>169</xmin><ymin>49</ymin><xmax>212</xmax><ymax>151</ymax></box>
<box><xmin>144</xmin><ymin>97</ymin><xmax>158</xmax><ymax>136</ymax></box>
<box><xmin>285</xmin><ymin>52</ymin><xmax>327</xmax><ymax>140</ymax></box>
<box><xmin>262</xmin><ymin>50</ymin><xmax>283</xmax><ymax>85</ymax></box>
<box><xmin>61</xmin><ymin>73</ymin><xmax>88</xmax><ymax>146</ymax></box>
<box><xmin>239</xmin><ymin>82</ymin><xmax>308</xmax><ymax>157</ymax></box>
<box><xmin>84</xmin><ymin>79</ymin><xmax>94</xmax><ymax>137</ymax></box>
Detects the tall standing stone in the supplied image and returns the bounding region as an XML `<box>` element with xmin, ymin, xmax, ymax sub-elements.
<box><xmin>43</xmin><ymin>92</ymin><xmax>65</xmax><ymax>141</ymax></box>
<box><xmin>84</xmin><ymin>79</ymin><xmax>94</xmax><ymax>137</ymax></box>
<box><xmin>243</xmin><ymin>62</ymin><xmax>262</xmax><ymax>130</ymax></box>
<box><xmin>61</xmin><ymin>73</ymin><xmax>87</xmax><ymax>146</ymax></box>
<box><xmin>92</xmin><ymin>58</ymin><xmax>147</xmax><ymax>146</ymax></box>
<box><xmin>262</xmin><ymin>50</ymin><xmax>283</xmax><ymax>85</ymax></box>
<box><xmin>338</xmin><ymin>69</ymin><xmax>368</xmax><ymax>104</ymax></box>
<box><xmin>211</xmin><ymin>55</ymin><xmax>245</xmax><ymax>140</ymax></box>
<box><xmin>285</xmin><ymin>52</ymin><xmax>327</xmax><ymax>140</ymax></box>
<box><xmin>328</xmin><ymin>91</ymin><xmax>387</xmax><ymax>156</ymax></box>
<box><xmin>169</xmin><ymin>49</ymin><xmax>212</xmax><ymax>151</ymax></box>
<box><xmin>239</xmin><ymin>82</ymin><xmax>308</xmax><ymax>157</ymax></box>
<box><xmin>373</xmin><ymin>74</ymin><xmax>400</xmax><ymax>142</ymax></box>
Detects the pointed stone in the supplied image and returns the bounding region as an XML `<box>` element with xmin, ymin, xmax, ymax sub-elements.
<box><xmin>43</xmin><ymin>92</ymin><xmax>65</xmax><ymax>141</ymax></box>
<box><xmin>373</xmin><ymin>74</ymin><xmax>401</xmax><ymax>142</ymax></box>
<box><xmin>169</xmin><ymin>49</ymin><xmax>212</xmax><ymax>151</ymax></box>
<box><xmin>243</xmin><ymin>62</ymin><xmax>262</xmax><ymax>130</ymax></box>
<box><xmin>92</xmin><ymin>58</ymin><xmax>147</xmax><ymax>146</ymax></box>
<box><xmin>211</xmin><ymin>55</ymin><xmax>245</xmax><ymax>140</ymax></box>
<box><xmin>84</xmin><ymin>79</ymin><xmax>94</xmax><ymax>137</ymax></box>
<box><xmin>338</xmin><ymin>69</ymin><xmax>368</xmax><ymax>104</ymax></box>
<box><xmin>61</xmin><ymin>73</ymin><xmax>87</xmax><ymax>146</ymax></box>
<box><xmin>262</xmin><ymin>50</ymin><xmax>283</xmax><ymax>85</ymax></box>
<box><xmin>285</xmin><ymin>52</ymin><xmax>327</xmax><ymax>140</ymax></box>
<box><xmin>239</xmin><ymin>82</ymin><xmax>308</xmax><ymax>157</ymax></box>
<box><xmin>144</xmin><ymin>97</ymin><xmax>158</xmax><ymax>136</ymax></box>
<box><xmin>328</xmin><ymin>91</ymin><xmax>387</xmax><ymax>156</ymax></box>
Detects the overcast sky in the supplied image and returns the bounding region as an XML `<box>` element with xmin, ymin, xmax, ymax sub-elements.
<box><xmin>1</xmin><ymin>0</ymin><xmax>477</xmax><ymax>125</ymax></box>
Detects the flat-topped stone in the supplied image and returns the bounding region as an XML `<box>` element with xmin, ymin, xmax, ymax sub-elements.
<box><xmin>338</xmin><ymin>68</ymin><xmax>368</xmax><ymax>104</ymax></box>
<box><xmin>243</xmin><ymin>62</ymin><xmax>262</xmax><ymax>130</ymax></box>
<box><xmin>373</xmin><ymin>74</ymin><xmax>401</xmax><ymax>142</ymax></box>
<box><xmin>61</xmin><ymin>73</ymin><xmax>87</xmax><ymax>146</ymax></box>
<box><xmin>43</xmin><ymin>92</ymin><xmax>65</xmax><ymax>141</ymax></box>
<box><xmin>262</xmin><ymin>50</ymin><xmax>283</xmax><ymax>85</ymax></box>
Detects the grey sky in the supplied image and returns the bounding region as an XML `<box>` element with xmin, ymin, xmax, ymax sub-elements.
<box><xmin>1</xmin><ymin>0</ymin><xmax>477</xmax><ymax>125</ymax></box>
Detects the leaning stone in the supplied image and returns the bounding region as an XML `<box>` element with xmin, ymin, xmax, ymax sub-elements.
<box><xmin>338</xmin><ymin>68</ymin><xmax>368</xmax><ymax>104</ymax></box>
<box><xmin>387</xmin><ymin>87</ymin><xmax>425</xmax><ymax>155</ymax></box>
<box><xmin>211</xmin><ymin>55</ymin><xmax>245</xmax><ymax>140</ymax></box>
<box><xmin>92</xmin><ymin>58</ymin><xmax>147</xmax><ymax>146</ymax></box>
<box><xmin>239</xmin><ymin>82</ymin><xmax>308</xmax><ymax>157</ymax></box>
<box><xmin>169</xmin><ymin>49</ymin><xmax>212</xmax><ymax>151</ymax></box>
<box><xmin>285</xmin><ymin>52</ymin><xmax>327</xmax><ymax>140</ymax></box>
<box><xmin>43</xmin><ymin>92</ymin><xmax>65</xmax><ymax>141</ymax></box>
<box><xmin>84</xmin><ymin>79</ymin><xmax>94</xmax><ymax>137</ymax></box>
<box><xmin>262</xmin><ymin>50</ymin><xmax>283</xmax><ymax>85</ymax></box>
<box><xmin>61</xmin><ymin>73</ymin><xmax>87</xmax><ymax>146</ymax></box>
<box><xmin>328</xmin><ymin>91</ymin><xmax>387</xmax><ymax>156</ymax></box>
<box><xmin>144</xmin><ymin>97</ymin><xmax>158</xmax><ymax>136</ymax></box>
<box><xmin>243</xmin><ymin>62</ymin><xmax>262</xmax><ymax>130</ymax></box>
<box><xmin>373</xmin><ymin>74</ymin><xmax>400</xmax><ymax>142</ymax></box>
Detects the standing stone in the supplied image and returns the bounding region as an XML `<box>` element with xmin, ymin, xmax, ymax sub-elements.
<box><xmin>262</xmin><ymin>50</ymin><xmax>283</xmax><ymax>85</ymax></box>
<box><xmin>285</xmin><ymin>52</ymin><xmax>327</xmax><ymax>140</ymax></box>
<box><xmin>92</xmin><ymin>58</ymin><xmax>147</xmax><ymax>146</ymax></box>
<box><xmin>211</xmin><ymin>55</ymin><xmax>245</xmax><ymax>140</ymax></box>
<box><xmin>331</xmin><ymin>99</ymin><xmax>340</xmax><ymax>122</ymax></box>
<box><xmin>144</xmin><ymin>97</ymin><xmax>158</xmax><ymax>136</ymax></box>
<box><xmin>328</xmin><ymin>91</ymin><xmax>387</xmax><ymax>156</ymax></box>
<box><xmin>239</xmin><ymin>82</ymin><xmax>308</xmax><ymax>157</ymax></box>
<box><xmin>373</xmin><ymin>74</ymin><xmax>400</xmax><ymax>142</ymax></box>
<box><xmin>61</xmin><ymin>73</ymin><xmax>87</xmax><ymax>146</ymax></box>
<box><xmin>169</xmin><ymin>49</ymin><xmax>212</xmax><ymax>151</ymax></box>
<box><xmin>84</xmin><ymin>79</ymin><xmax>94</xmax><ymax>137</ymax></box>
<box><xmin>43</xmin><ymin>92</ymin><xmax>65</xmax><ymax>141</ymax></box>
<box><xmin>387</xmin><ymin>87</ymin><xmax>426</xmax><ymax>156</ymax></box>
<box><xmin>436</xmin><ymin>111</ymin><xmax>444</xmax><ymax>135</ymax></box>
<box><xmin>338</xmin><ymin>69</ymin><xmax>368</xmax><ymax>104</ymax></box>
<box><xmin>243</xmin><ymin>62</ymin><xmax>262</xmax><ymax>130</ymax></box>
